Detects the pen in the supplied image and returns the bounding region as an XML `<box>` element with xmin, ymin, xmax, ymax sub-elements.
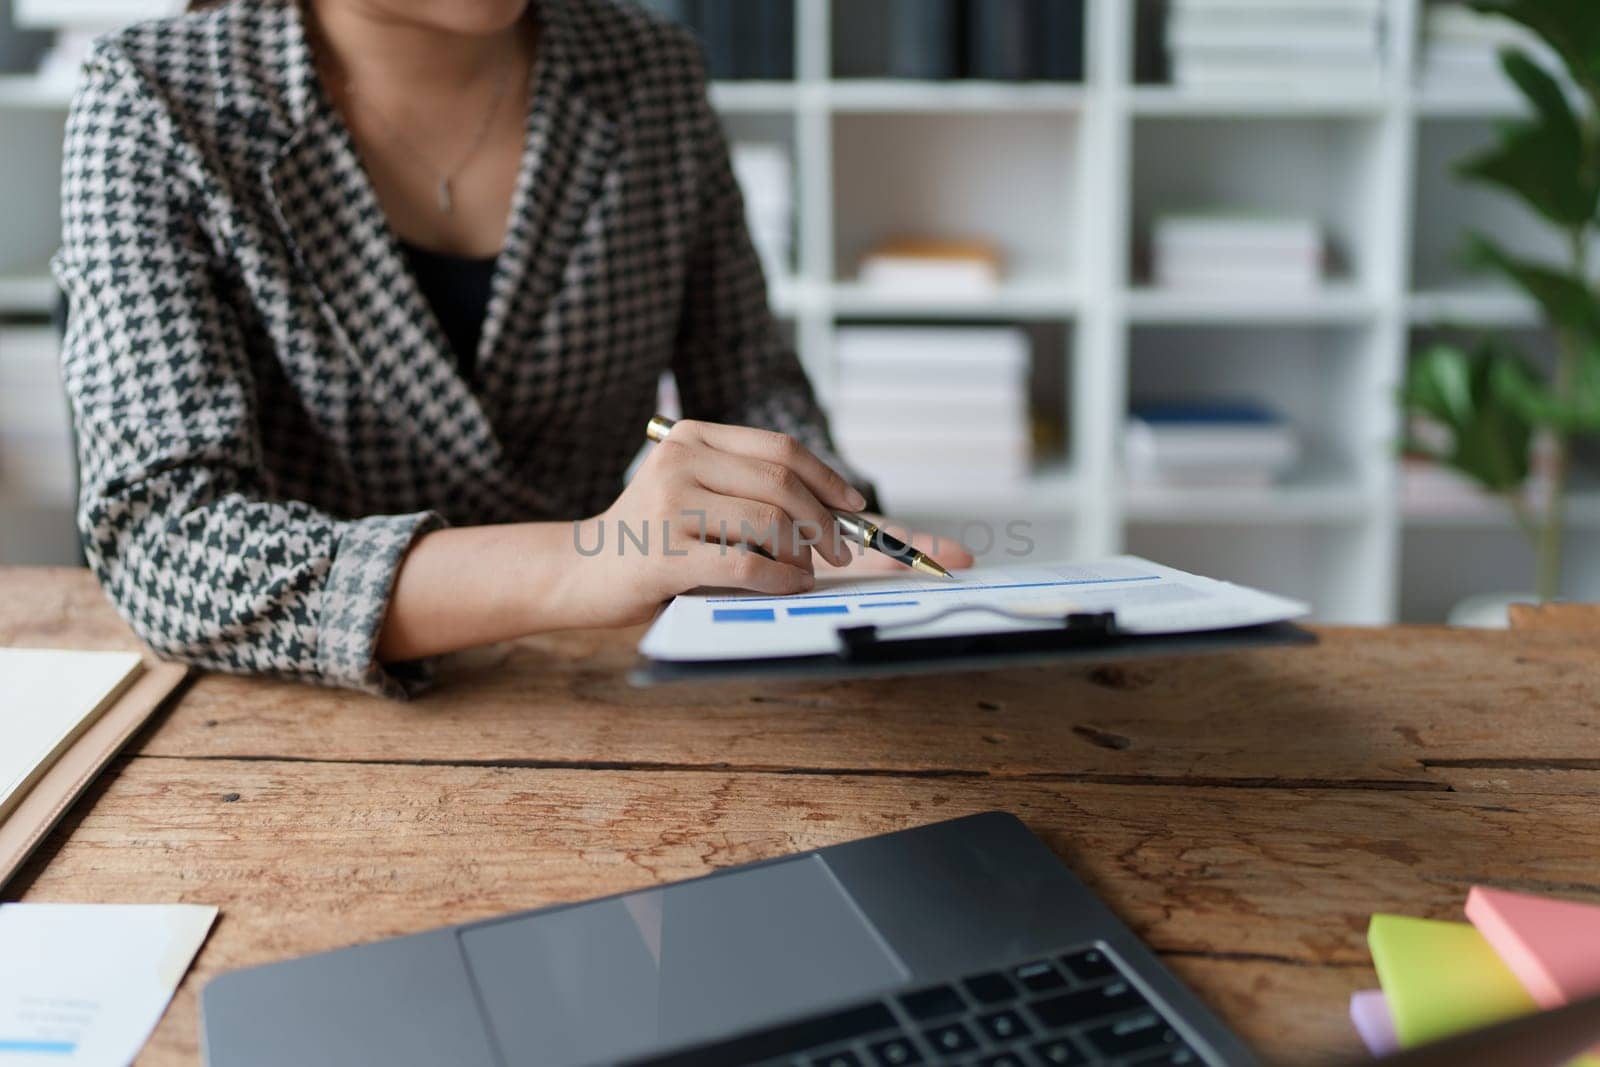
<box><xmin>645</xmin><ymin>415</ymin><xmax>954</xmax><ymax>579</ymax></box>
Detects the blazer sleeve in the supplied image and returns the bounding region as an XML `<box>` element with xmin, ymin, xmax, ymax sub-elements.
<box><xmin>668</xmin><ymin>51</ymin><xmax>877</xmax><ymax>507</ymax></box>
<box><xmin>53</xmin><ymin>46</ymin><xmax>442</xmax><ymax>699</ymax></box>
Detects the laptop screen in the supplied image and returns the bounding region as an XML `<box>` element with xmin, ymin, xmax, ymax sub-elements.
<box><xmin>458</xmin><ymin>855</ymin><xmax>910</xmax><ymax>1065</ymax></box>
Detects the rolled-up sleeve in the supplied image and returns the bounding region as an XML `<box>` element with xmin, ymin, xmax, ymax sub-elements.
<box><xmin>668</xmin><ymin>46</ymin><xmax>875</xmax><ymax>504</ymax></box>
<box><xmin>53</xmin><ymin>46</ymin><xmax>440</xmax><ymax>698</ymax></box>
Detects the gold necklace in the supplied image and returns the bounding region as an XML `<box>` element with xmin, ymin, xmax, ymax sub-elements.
<box><xmin>345</xmin><ymin>52</ymin><xmax>518</xmax><ymax>213</ymax></box>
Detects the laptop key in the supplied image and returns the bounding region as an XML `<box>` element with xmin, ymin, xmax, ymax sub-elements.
<box><xmin>1031</xmin><ymin>1038</ymin><xmax>1089</xmax><ymax>1065</ymax></box>
<box><xmin>976</xmin><ymin>1054</ymin><xmax>1028</xmax><ymax>1067</ymax></box>
<box><xmin>923</xmin><ymin>1021</ymin><xmax>979</xmax><ymax>1055</ymax></box>
<box><xmin>1085</xmin><ymin>1010</ymin><xmax>1182</xmax><ymax>1058</ymax></box>
<box><xmin>976</xmin><ymin>1008</ymin><xmax>1032</xmax><ymax>1042</ymax></box>
<box><xmin>899</xmin><ymin>984</ymin><xmax>966</xmax><ymax>1021</ymax></box>
<box><xmin>1013</xmin><ymin>959</ymin><xmax>1068</xmax><ymax>992</ymax></box>
<box><xmin>809</xmin><ymin>1053</ymin><xmax>863</xmax><ymax>1067</ymax></box>
<box><xmin>1059</xmin><ymin>948</ymin><xmax>1116</xmax><ymax>984</ymax></box>
<box><xmin>1131</xmin><ymin>1048</ymin><xmax>1200</xmax><ymax>1066</ymax></box>
<box><xmin>629</xmin><ymin>1002</ymin><xmax>897</xmax><ymax>1067</ymax></box>
<box><xmin>1027</xmin><ymin>980</ymin><xmax>1149</xmax><ymax>1031</ymax></box>
<box><xmin>867</xmin><ymin>1035</ymin><xmax>923</xmax><ymax>1066</ymax></box>
<box><xmin>962</xmin><ymin>971</ymin><xmax>1019</xmax><ymax>1004</ymax></box>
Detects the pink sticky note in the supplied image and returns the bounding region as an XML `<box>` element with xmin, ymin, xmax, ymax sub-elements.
<box><xmin>1467</xmin><ymin>886</ymin><xmax>1600</xmax><ymax>1009</ymax></box>
<box><xmin>1350</xmin><ymin>989</ymin><xmax>1399</xmax><ymax>1057</ymax></box>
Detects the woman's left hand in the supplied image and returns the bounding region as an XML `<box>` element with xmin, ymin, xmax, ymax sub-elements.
<box><xmin>814</xmin><ymin>515</ymin><xmax>975</xmax><ymax>577</ymax></box>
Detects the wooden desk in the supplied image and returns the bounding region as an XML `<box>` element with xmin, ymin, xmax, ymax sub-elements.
<box><xmin>5</xmin><ymin>566</ymin><xmax>1599</xmax><ymax>1066</ymax></box>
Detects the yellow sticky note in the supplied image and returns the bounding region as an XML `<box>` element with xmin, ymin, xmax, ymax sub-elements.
<box><xmin>1368</xmin><ymin>914</ymin><xmax>1538</xmax><ymax>1048</ymax></box>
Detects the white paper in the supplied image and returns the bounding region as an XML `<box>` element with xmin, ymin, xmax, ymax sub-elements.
<box><xmin>640</xmin><ymin>555</ymin><xmax>1309</xmax><ymax>662</ymax></box>
<box><xmin>0</xmin><ymin>649</ymin><xmax>145</xmax><ymax>820</ymax></box>
<box><xmin>0</xmin><ymin>903</ymin><xmax>217</xmax><ymax>1066</ymax></box>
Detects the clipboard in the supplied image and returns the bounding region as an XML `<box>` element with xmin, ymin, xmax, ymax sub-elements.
<box><xmin>631</xmin><ymin>606</ymin><xmax>1316</xmax><ymax>686</ymax></box>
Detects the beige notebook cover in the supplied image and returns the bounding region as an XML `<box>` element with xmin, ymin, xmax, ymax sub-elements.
<box><xmin>0</xmin><ymin>658</ymin><xmax>190</xmax><ymax>891</ymax></box>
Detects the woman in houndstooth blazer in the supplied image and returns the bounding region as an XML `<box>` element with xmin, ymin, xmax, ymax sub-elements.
<box><xmin>56</xmin><ymin>0</ymin><xmax>970</xmax><ymax>697</ymax></box>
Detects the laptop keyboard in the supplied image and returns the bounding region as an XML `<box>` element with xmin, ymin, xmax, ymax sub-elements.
<box><xmin>623</xmin><ymin>944</ymin><xmax>1204</xmax><ymax>1067</ymax></box>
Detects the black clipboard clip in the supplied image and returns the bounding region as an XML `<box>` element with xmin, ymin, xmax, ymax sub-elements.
<box><xmin>836</xmin><ymin>606</ymin><xmax>1119</xmax><ymax>663</ymax></box>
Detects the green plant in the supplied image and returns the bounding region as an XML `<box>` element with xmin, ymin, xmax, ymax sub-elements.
<box><xmin>1401</xmin><ymin>0</ymin><xmax>1600</xmax><ymax>602</ymax></box>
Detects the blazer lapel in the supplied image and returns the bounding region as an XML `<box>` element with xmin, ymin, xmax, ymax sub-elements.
<box><xmin>258</xmin><ymin>1</ymin><xmax>548</xmax><ymax>511</ymax></box>
<box><xmin>475</xmin><ymin>0</ymin><xmax>623</xmax><ymax>404</ymax></box>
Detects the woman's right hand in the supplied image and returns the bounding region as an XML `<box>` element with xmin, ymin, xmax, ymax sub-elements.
<box><xmin>565</xmin><ymin>420</ymin><xmax>868</xmax><ymax>628</ymax></box>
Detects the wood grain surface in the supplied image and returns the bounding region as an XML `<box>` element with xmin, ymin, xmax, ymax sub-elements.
<box><xmin>5</xmin><ymin>566</ymin><xmax>1600</xmax><ymax>1066</ymax></box>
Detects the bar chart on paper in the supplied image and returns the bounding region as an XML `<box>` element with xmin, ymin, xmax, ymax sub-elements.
<box><xmin>641</xmin><ymin>556</ymin><xmax>1308</xmax><ymax>662</ymax></box>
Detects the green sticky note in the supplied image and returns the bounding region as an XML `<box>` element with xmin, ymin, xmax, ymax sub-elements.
<box><xmin>1368</xmin><ymin>914</ymin><xmax>1538</xmax><ymax>1048</ymax></box>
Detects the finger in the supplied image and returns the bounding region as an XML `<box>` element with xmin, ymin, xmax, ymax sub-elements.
<box><xmin>690</xmin><ymin>452</ymin><xmax>852</xmax><ymax>567</ymax></box>
<box><xmin>672</xmin><ymin>420</ymin><xmax>866</xmax><ymax>514</ymax></box>
<box><xmin>684</xmin><ymin>539</ymin><xmax>815</xmax><ymax>596</ymax></box>
<box><xmin>671</xmin><ymin>489</ymin><xmax>816</xmax><ymax>574</ymax></box>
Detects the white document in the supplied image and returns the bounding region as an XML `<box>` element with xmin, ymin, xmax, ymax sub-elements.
<box><xmin>640</xmin><ymin>556</ymin><xmax>1309</xmax><ymax>662</ymax></box>
<box><xmin>0</xmin><ymin>649</ymin><xmax>145</xmax><ymax>821</ymax></box>
<box><xmin>0</xmin><ymin>903</ymin><xmax>217</xmax><ymax>1066</ymax></box>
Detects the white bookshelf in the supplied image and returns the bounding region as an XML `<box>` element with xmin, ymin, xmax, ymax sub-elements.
<box><xmin>2</xmin><ymin>0</ymin><xmax>1594</xmax><ymax>618</ymax></box>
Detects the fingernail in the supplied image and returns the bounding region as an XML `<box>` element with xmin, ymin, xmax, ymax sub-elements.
<box><xmin>845</xmin><ymin>487</ymin><xmax>867</xmax><ymax>510</ymax></box>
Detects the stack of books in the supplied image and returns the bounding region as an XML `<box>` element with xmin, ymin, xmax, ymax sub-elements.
<box><xmin>0</xmin><ymin>328</ymin><xmax>75</xmax><ymax>506</ymax></box>
<box><xmin>857</xmin><ymin>238</ymin><xmax>1003</xmax><ymax>298</ymax></box>
<box><xmin>1164</xmin><ymin>0</ymin><xmax>1385</xmax><ymax>94</ymax></box>
<box><xmin>1151</xmin><ymin>214</ymin><xmax>1326</xmax><ymax>293</ymax></box>
<box><xmin>831</xmin><ymin>327</ymin><xmax>1031</xmax><ymax>498</ymax></box>
<box><xmin>1124</xmin><ymin>401</ymin><xmax>1301</xmax><ymax>490</ymax></box>
<box><xmin>730</xmin><ymin>143</ymin><xmax>793</xmax><ymax>287</ymax></box>
<box><xmin>1418</xmin><ymin>2</ymin><xmax>1560</xmax><ymax>99</ymax></box>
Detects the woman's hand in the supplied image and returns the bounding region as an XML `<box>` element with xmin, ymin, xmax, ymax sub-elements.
<box><xmin>814</xmin><ymin>517</ymin><xmax>975</xmax><ymax>578</ymax></box>
<box><xmin>566</xmin><ymin>420</ymin><xmax>868</xmax><ymax>627</ymax></box>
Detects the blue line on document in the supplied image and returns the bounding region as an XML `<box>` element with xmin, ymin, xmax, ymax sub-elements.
<box><xmin>787</xmin><ymin>604</ymin><xmax>849</xmax><ymax>617</ymax></box>
<box><xmin>708</xmin><ymin>575</ymin><xmax>1161</xmax><ymax>604</ymax></box>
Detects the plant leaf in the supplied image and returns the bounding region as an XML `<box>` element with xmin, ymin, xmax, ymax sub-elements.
<box><xmin>1470</xmin><ymin>0</ymin><xmax>1600</xmax><ymax>112</ymax></box>
<box><xmin>1402</xmin><ymin>342</ymin><xmax>1536</xmax><ymax>491</ymax></box>
<box><xmin>1466</xmin><ymin>235</ymin><xmax>1600</xmax><ymax>344</ymax></box>
<box><xmin>1456</xmin><ymin>51</ymin><xmax>1598</xmax><ymax>225</ymax></box>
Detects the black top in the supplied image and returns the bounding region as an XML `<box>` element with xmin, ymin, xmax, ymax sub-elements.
<box><xmin>400</xmin><ymin>240</ymin><xmax>498</xmax><ymax>379</ymax></box>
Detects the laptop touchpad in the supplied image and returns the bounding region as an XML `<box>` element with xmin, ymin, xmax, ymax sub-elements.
<box><xmin>458</xmin><ymin>855</ymin><xmax>909</xmax><ymax>1066</ymax></box>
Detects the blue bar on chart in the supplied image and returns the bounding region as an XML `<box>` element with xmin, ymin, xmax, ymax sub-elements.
<box><xmin>787</xmin><ymin>604</ymin><xmax>849</xmax><ymax>617</ymax></box>
<box><xmin>711</xmin><ymin>609</ymin><xmax>777</xmax><ymax>623</ymax></box>
<box><xmin>859</xmin><ymin>601</ymin><xmax>920</xmax><ymax>609</ymax></box>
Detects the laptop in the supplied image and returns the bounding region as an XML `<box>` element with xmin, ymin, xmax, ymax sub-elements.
<box><xmin>200</xmin><ymin>812</ymin><xmax>1258</xmax><ymax>1066</ymax></box>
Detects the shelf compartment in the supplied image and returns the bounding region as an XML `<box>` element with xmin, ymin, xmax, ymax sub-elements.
<box><xmin>1411</xmin><ymin>117</ymin><xmax>1572</xmax><ymax>293</ymax></box>
<box><xmin>1122</xmin><ymin>473</ymin><xmax>1372</xmax><ymax>525</ymax></box>
<box><xmin>1129</xmin><ymin>116</ymin><xmax>1388</xmax><ymax>292</ymax></box>
<box><xmin>832</xmin><ymin>110</ymin><xmax>1082</xmax><ymax>287</ymax></box>
<box><xmin>0</xmin><ymin>271</ymin><xmax>57</xmax><ymax>316</ymax></box>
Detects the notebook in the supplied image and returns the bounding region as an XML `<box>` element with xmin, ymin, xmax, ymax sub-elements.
<box><xmin>0</xmin><ymin>649</ymin><xmax>188</xmax><ymax>891</ymax></box>
<box><xmin>1</xmin><ymin>648</ymin><xmax>144</xmax><ymax>822</ymax></box>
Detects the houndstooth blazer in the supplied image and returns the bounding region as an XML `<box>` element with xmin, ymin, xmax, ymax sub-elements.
<box><xmin>54</xmin><ymin>0</ymin><xmax>857</xmax><ymax>698</ymax></box>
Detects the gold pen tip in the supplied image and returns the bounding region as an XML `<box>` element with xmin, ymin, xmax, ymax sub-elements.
<box><xmin>911</xmin><ymin>554</ymin><xmax>955</xmax><ymax>580</ymax></box>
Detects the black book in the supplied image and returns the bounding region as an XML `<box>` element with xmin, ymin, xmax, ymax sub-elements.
<box><xmin>1035</xmin><ymin>0</ymin><xmax>1085</xmax><ymax>82</ymax></box>
<box><xmin>965</xmin><ymin>0</ymin><xmax>1035</xmax><ymax>81</ymax></box>
<box><xmin>885</xmin><ymin>0</ymin><xmax>961</xmax><ymax>80</ymax></box>
<box><xmin>692</xmin><ymin>0</ymin><xmax>740</xmax><ymax>80</ymax></box>
<box><xmin>739</xmin><ymin>0</ymin><xmax>795</xmax><ymax>80</ymax></box>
